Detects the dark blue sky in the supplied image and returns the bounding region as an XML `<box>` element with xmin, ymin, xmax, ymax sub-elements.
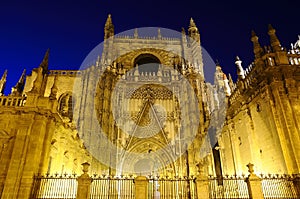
<box><xmin>0</xmin><ymin>0</ymin><xmax>299</xmax><ymax>94</ymax></box>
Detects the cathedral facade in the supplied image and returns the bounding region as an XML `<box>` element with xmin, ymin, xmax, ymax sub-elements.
<box><xmin>0</xmin><ymin>15</ymin><xmax>299</xmax><ymax>198</ymax></box>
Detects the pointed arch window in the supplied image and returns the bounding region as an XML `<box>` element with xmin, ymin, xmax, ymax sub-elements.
<box><xmin>59</xmin><ymin>93</ymin><xmax>74</xmax><ymax>121</ymax></box>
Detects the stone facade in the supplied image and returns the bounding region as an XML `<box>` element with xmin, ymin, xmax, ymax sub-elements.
<box><xmin>0</xmin><ymin>15</ymin><xmax>299</xmax><ymax>198</ymax></box>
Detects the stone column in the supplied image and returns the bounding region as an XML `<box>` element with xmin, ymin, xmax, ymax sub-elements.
<box><xmin>245</xmin><ymin>163</ymin><xmax>264</xmax><ymax>199</ymax></box>
<box><xmin>134</xmin><ymin>176</ymin><xmax>149</xmax><ymax>199</ymax></box>
<box><xmin>76</xmin><ymin>162</ymin><xmax>92</xmax><ymax>199</ymax></box>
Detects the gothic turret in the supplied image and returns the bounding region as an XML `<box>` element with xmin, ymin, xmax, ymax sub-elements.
<box><xmin>251</xmin><ymin>30</ymin><xmax>264</xmax><ymax>59</ymax></box>
<box><xmin>0</xmin><ymin>70</ymin><xmax>7</xmax><ymax>96</ymax></box>
<box><xmin>268</xmin><ymin>24</ymin><xmax>281</xmax><ymax>52</ymax></box>
<box><xmin>104</xmin><ymin>14</ymin><xmax>114</xmax><ymax>40</ymax></box>
<box><xmin>11</xmin><ymin>69</ymin><xmax>26</xmax><ymax>96</ymax></box>
<box><xmin>187</xmin><ymin>18</ymin><xmax>203</xmax><ymax>75</ymax></box>
<box><xmin>267</xmin><ymin>24</ymin><xmax>289</xmax><ymax>65</ymax></box>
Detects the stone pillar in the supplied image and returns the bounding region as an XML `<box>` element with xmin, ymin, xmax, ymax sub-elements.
<box><xmin>134</xmin><ymin>176</ymin><xmax>149</xmax><ymax>199</ymax></box>
<box><xmin>76</xmin><ymin>162</ymin><xmax>92</xmax><ymax>199</ymax></box>
<box><xmin>245</xmin><ymin>163</ymin><xmax>264</xmax><ymax>199</ymax></box>
<box><xmin>195</xmin><ymin>175</ymin><xmax>209</xmax><ymax>199</ymax></box>
<box><xmin>195</xmin><ymin>163</ymin><xmax>209</xmax><ymax>199</ymax></box>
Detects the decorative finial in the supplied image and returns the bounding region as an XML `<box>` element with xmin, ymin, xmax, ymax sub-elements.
<box><xmin>268</xmin><ymin>24</ymin><xmax>274</xmax><ymax>31</ymax></box>
<box><xmin>81</xmin><ymin>162</ymin><xmax>90</xmax><ymax>174</ymax></box>
<box><xmin>235</xmin><ymin>56</ymin><xmax>245</xmax><ymax>79</ymax></box>
<box><xmin>247</xmin><ymin>163</ymin><xmax>255</xmax><ymax>174</ymax></box>
<box><xmin>106</xmin><ymin>14</ymin><xmax>112</xmax><ymax>24</ymax></box>
<box><xmin>189</xmin><ymin>17</ymin><xmax>196</xmax><ymax>27</ymax></box>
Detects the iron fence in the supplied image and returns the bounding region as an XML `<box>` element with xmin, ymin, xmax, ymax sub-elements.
<box><xmin>208</xmin><ymin>175</ymin><xmax>249</xmax><ymax>199</ymax></box>
<box><xmin>148</xmin><ymin>176</ymin><xmax>197</xmax><ymax>199</ymax></box>
<box><xmin>30</xmin><ymin>173</ymin><xmax>300</xmax><ymax>199</ymax></box>
<box><xmin>90</xmin><ymin>174</ymin><xmax>135</xmax><ymax>199</ymax></box>
<box><xmin>260</xmin><ymin>174</ymin><xmax>300</xmax><ymax>199</ymax></box>
<box><xmin>30</xmin><ymin>173</ymin><xmax>77</xmax><ymax>199</ymax></box>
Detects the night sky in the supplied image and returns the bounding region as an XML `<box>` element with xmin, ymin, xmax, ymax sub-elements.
<box><xmin>0</xmin><ymin>0</ymin><xmax>299</xmax><ymax>95</ymax></box>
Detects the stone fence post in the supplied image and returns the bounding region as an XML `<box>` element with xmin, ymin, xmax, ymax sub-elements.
<box><xmin>134</xmin><ymin>176</ymin><xmax>149</xmax><ymax>199</ymax></box>
<box><xmin>76</xmin><ymin>162</ymin><xmax>93</xmax><ymax>199</ymax></box>
<box><xmin>293</xmin><ymin>175</ymin><xmax>300</xmax><ymax>197</ymax></box>
<box><xmin>195</xmin><ymin>174</ymin><xmax>209</xmax><ymax>199</ymax></box>
<box><xmin>245</xmin><ymin>163</ymin><xmax>264</xmax><ymax>199</ymax></box>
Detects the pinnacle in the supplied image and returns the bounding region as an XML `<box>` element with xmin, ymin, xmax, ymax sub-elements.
<box><xmin>268</xmin><ymin>24</ymin><xmax>275</xmax><ymax>31</ymax></box>
<box><xmin>106</xmin><ymin>14</ymin><xmax>113</xmax><ymax>24</ymax></box>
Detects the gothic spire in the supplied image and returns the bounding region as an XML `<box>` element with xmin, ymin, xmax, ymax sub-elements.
<box><xmin>0</xmin><ymin>70</ymin><xmax>8</xmax><ymax>96</ymax></box>
<box><xmin>235</xmin><ymin>56</ymin><xmax>245</xmax><ymax>79</ymax></box>
<box><xmin>30</xmin><ymin>50</ymin><xmax>49</xmax><ymax>94</ymax></box>
<box><xmin>11</xmin><ymin>69</ymin><xmax>26</xmax><ymax>96</ymax></box>
<box><xmin>104</xmin><ymin>14</ymin><xmax>114</xmax><ymax>39</ymax></box>
<box><xmin>188</xmin><ymin>17</ymin><xmax>200</xmax><ymax>42</ymax></box>
<box><xmin>268</xmin><ymin>24</ymin><xmax>281</xmax><ymax>52</ymax></box>
<box><xmin>251</xmin><ymin>30</ymin><xmax>264</xmax><ymax>59</ymax></box>
<box><xmin>189</xmin><ymin>18</ymin><xmax>196</xmax><ymax>28</ymax></box>
<box><xmin>39</xmin><ymin>49</ymin><xmax>49</xmax><ymax>74</ymax></box>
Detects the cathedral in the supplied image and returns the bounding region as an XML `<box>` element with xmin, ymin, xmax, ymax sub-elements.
<box><xmin>0</xmin><ymin>14</ymin><xmax>299</xmax><ymax>199</ymax></box>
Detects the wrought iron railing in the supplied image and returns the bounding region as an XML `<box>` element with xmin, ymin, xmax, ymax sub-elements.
<box><xmin>30</xmin><ymin>173</ymin><xmax>300</xmax><ymax>199</ymax></box>
<box><xmin>30</xmin><ymin>173</ymin><xmax>77</xmax><ymax>199</ymax></box>
<box><xmin>260</xmin><ymin>174</ymin><xmax>300</xmax><ymax>199</ymax></box>
<box><xmin>148</xmin><ymin>176</ymin><xmax>197</xmax><ymax>199</ymax></box>
<box><xmin>208</xmin><ymin>175</ymin><xmax>250</xmax><ymax>199</ymax></box>
<box><xmin>90</xmin><ymin>174</ymin><xmax>135</xmax><ymax>199</ymax></box>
